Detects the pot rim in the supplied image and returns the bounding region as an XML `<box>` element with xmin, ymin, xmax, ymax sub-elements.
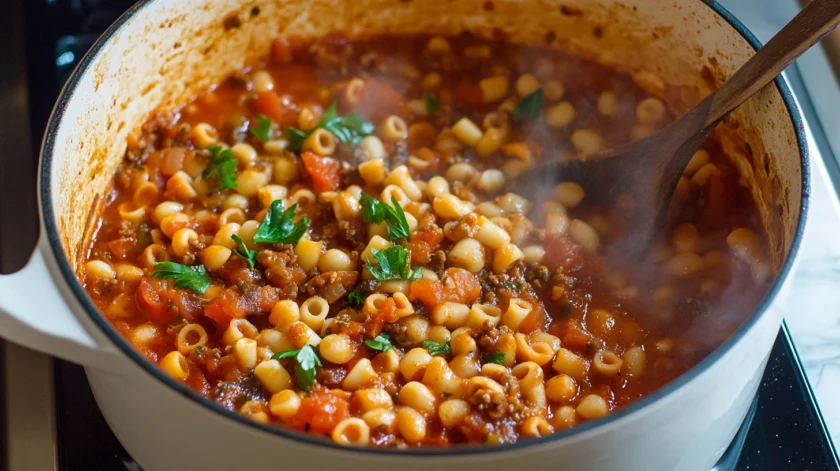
<box><xmin>38</xmin><ymin>0</ymin><xmax>811</xmax><ymax>456</ymax></box>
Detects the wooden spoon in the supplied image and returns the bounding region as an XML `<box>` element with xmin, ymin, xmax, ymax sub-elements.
<box><xmin>516</xmin><ymin>0</ymin><xmax>840</xmax><ymax>257</ymax></box>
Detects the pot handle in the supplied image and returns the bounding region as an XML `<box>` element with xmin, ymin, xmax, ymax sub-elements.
<box><xmin>0</xmin><ymin>247</ymin><xmax>126</xmax><ymax>374</ymax></box>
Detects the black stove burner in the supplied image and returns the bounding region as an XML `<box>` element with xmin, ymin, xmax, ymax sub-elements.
<box><xmin>11</xmin><ymin>1</ymin><xmax>840</xmax><ymax>469</ymax></box>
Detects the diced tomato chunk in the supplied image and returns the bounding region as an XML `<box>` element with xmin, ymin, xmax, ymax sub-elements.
<box><xmin>135</xmin><ymin>276</ymin><xmax>168</xmax><ymax>323</ymax></box>
<box><xmin>517</xmin><ymin>306</ymin><xmax>547</xmax><ymax>334</ymax></box>
<box><xmin>364</xmin><ymin>298</ymin><xmax>398</xmax><ymax>338</ymax></box>
<box><xmin>542</xmin><ymin>233</ymin><xmax>586</xmax><ymax>274</ymax></box>
<box><xmin>270</xmin><ymin>37</ymin><xmax>293</xmax><ymax>63</ymax></box>
<box><xmin>301</xmin><ymin>151</ymin><xmax>341</xmax><ymax>192</ymax></box>
<box><xmin>291</xmin><ymin>391</ymin><xmax>350</xmax><ymax>434</ymax></box>
<box><xmin>411</xmin><ymin>214</ymin><xmax>444</xmax><ymax>248</ymax></box>
<box><xmin>455</xmin><ymin>79</ymin><xmax>484</xmax><ymax>108</ymax></box>
<box><xmin>253</xmin><ymin>91</ymin><xmax>296</xmax><ymax>123</ymax></box>
<box><xmin>333</xmin><ymin>320</ymin><xmax>366</xmax><ymax>340</ymax></box>
<box><xmin>444</xmin><ymin>267</ymin><xmax>481</xmax><ymax>304</ymax></box>
<box><xmin>409</xmin><ymin>278</ymin><xmax>445</xmax><ymax>307</ymax></box>
<box><xmin>204</xmin><ymin>288</ymin><xmax>248</xmax><ymax>326</ymax></box>
<box><xmin>561</xmin><ymin>321</ymin><xmax>593</xmax><ymax>350</ymax></box>
<box><xmin>352</xmin><ymin>79</ymin><xmax>406</xmax><ymax>121</ymax></box>
<box><xmin>108</xmin><ymin>237</ymin><xmax>137</xmax><ymax>261</ymax></box>
<box><xmin>409</xmin><ymin>268</ymin><xmax>480</xmax><ymax>308</ymax></box>
<box><xmin>407</xmin><ymin>240</ymin><xmax>432</xmax><ymax>265</ymax></box>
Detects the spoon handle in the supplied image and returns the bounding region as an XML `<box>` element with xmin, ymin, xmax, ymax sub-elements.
<box><xmin>705</xmin><ymin>0</ymin><xmax>840</xmax><ymax>127</ymax></box>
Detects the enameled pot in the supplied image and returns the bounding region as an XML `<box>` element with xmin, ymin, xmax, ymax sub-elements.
<box><xmin>0</xmin><ymin>1</ymin><xmax>809</xmax><ymax>470</ymax></box>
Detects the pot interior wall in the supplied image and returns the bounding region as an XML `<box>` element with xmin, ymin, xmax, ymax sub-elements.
<box><xmin>49</xmin><ymin>0</ymin><xmax>801</xmax><ymax>274</ymax></box>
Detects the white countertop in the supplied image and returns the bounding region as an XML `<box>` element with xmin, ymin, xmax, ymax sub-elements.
<box><xmin>719</xmin><ymin>0</ymin><xmax>840</xmax><ymax>447</ymax></box>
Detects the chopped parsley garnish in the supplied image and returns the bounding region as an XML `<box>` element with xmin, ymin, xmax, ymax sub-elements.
<box><xmin>249</xmin><ymin>114</ymin><xmax>273</xmax><ymax>143</ymax></box>
<box><xmin>253</xmin><ymin>200</ymin><xmax>310</xmax><ymax>245</ymax></box>
<box><xmin>286</xmin><ymin>103</ymin><xmax>375</xmax><ymax>152</ymax></box>
<box><xmin>365</xmin><ymin>245</ymin><xmax>421</xmax><ymax>282</ymax></box>
<box><xmin>360</xmin><ymin>193</ymin><xmax>410</xmax><ymax>241</ymax></box>
<box><xmin>271</xmin><ymin>344</ymin><xmax>322</xmax><ymax>391</ymax></box>
<box><xmin>364</xmin><ymin>333</ymin><xmax>395</xmax><ymax>352</ymax></box>
<box><xmin>347</xmin><ymin>288</ymin><xmax>366</xmax><ymax>306</ymax></box>
<box><xmin>151</xmin><ymin>262</ymin><xmax>211</xmax><ymax>293</ymax></box>
<box><xmin>514</xmin><ymin>88</ymin><xmax>544</xmax><ymax>121</ymax></box>
<box><xmin>425</xmin><ymin>92</ymin><xmax>440</xmax><ymax>113</ymax></box>
<box><xmin>422</xmin><ymin>339</ymin><xmax>451</xmax><ymax>357</ymax></box>
<box><xmin>231</xmin><ymin>234</ymin><xmax>257</xmax><ymax>267</ymax></box>
<box><xmin>201</xmin><ymin>146</ymin><xmax>238</xmax><ymax>192</ymax></box>
<box><xmin>487</xmin><ymin>352</ymin><xmax>506</xmax><ymax>365</ymax></box>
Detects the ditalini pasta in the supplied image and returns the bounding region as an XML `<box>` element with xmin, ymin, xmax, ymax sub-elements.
<box><xmin>81</xmin><ymin>34</ymin><xmax>770</xmax><ymax>447</ymax></box>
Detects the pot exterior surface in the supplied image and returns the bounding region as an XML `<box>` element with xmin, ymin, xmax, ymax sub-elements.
<box><xmin>40</xmin><ymin>0</ymin><xmax>807</xmax><ymax>469</ymax></box>
<box><xmin>86</xmin><ymin>264</ymin><xmax>793</xmax><ymax>471</ymax></box>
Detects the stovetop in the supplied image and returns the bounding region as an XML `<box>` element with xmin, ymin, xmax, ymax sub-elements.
<box><xmin>1</xmin><ymin>0</ymin><xmax>839</xmax><ymax>470</ymax></box>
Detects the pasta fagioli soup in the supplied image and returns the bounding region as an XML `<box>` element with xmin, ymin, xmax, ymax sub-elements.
<box><xmin>81</xmin><ymin>35</ymin><xmax>770</xmax><ymax>447</ymax></box>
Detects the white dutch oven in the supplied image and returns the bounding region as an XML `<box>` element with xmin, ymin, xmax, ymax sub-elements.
<box><xmin>0</xmin><ymin>0</ymin><xmax>809</xmax><ymax>470</ymax></box>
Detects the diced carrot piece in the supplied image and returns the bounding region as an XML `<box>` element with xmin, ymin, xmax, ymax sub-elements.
<box><xmin>301</xmin><ymin>151</ymin><xmax>341</xmax><ymax>192</ymax></box>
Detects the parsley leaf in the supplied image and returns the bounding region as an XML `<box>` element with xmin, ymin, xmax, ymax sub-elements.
<box><xmin>201</xmin><ymin>146</ymin><xmax>238</xmax><ymax>192</ymax></box>
<box><xmin>271</xmin><ymin>344</ymin><xmax>322</xmax><ymax>391</ymax></box>
<box><xmin>365</xmin><ymin>246</ymin><xmax>421</xmax><ymax>282</ymax></box>
<box><xmin>360</xmin><ymin>193</ymin><xmax>410</xmax><ymax>241</ymax></box>
<box><xmin>487</xmin><ymin>352</ymin><xmax>506</xmax><ymax>365</ymax></box>
<box><xmin>425</xmin><ymin>92</ymin><xmax>440</xmax><ymax>113</ymax></box>
<box><xmin>286</xmin><ymin>104</ymin><xmax>375</xmax><ymax>152</ymax></box>
<box><xmin>151</xmin><ymin>262</ymin><xmax>211</xmax><ymax>293</ymax></box>
<box><xmin>231</xmin><ymin>234</ymin><xmax>257</xmax><ymax>267</ymax></box>
<box><xmin>360</xmin><ymin>192</ymin><xmax>389</xmax><ymax>224</ymax></box>
<box><xmin>253</xmin><ymin>200</ymin><xmax>310</xmax><ymax>245</ymax></box>
<box><xmin>249</xmin><ymin>114</ymin><xmax>273</xmax><ymax>143</ymax></box>
<box><xmin>272</xmin><ymin>349</ymin><xmax>300</xmax><ymax>359</ymax></box>
<box><xmin>294</xmin><ymin>345</ymin><xmax>322</xmax><ymax>391</ymax></box>
<box><xmin>347</xmin><ymin>288</ymin><xmax>366</xmax><ymax>306</ymax></box>
<box><xmin>514</xmin><ymin>88</ymin><xmax>544</xmax><ymax>121</ymax></box>
<box><xmin>286</xmin><ymin>127</ymin><xmax>309</xmax><ymax>153</ymax></box>
<box><xmin>422</xmin><ymin>339</ymin><xmax>451</xmax><ymax>357</ymax></box>
<box><xmin>364</xmin><ymin>333</ymin><xmax>394</xmax><ymax>352</ymax></box>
